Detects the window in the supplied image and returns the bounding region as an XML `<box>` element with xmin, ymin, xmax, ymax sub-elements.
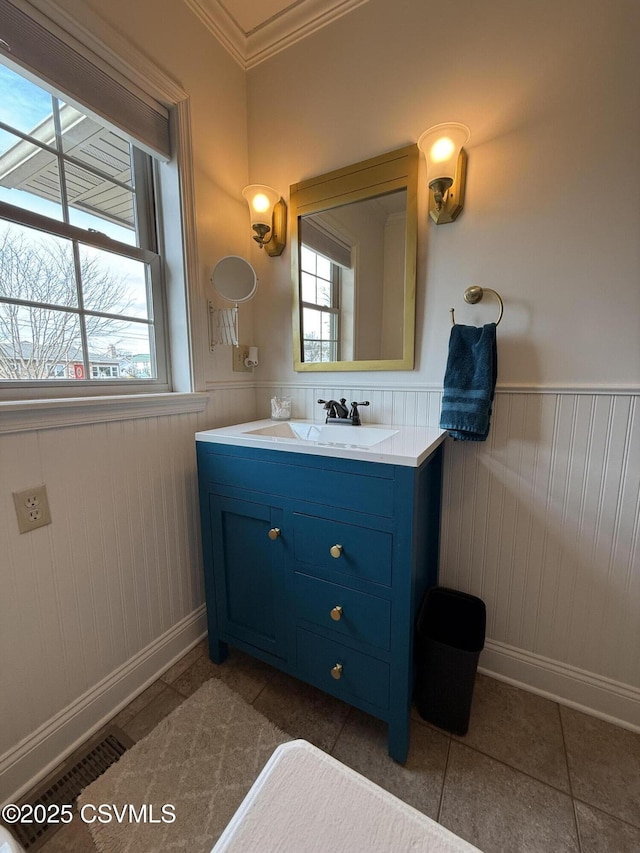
<box><xmin>300</xmin><ymin>244</ymin><xmax>340</xmax><ymax>362</ymax></box>
<box><xmin>0</xmin><ymin>60</ymin><xmax>168</xmax><ymax>393</ymax></box>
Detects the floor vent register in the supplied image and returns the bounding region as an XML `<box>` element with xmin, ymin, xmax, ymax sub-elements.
<box><xmin>5</xmin><ymin>727</ymin><xmax>132</xmax><ymax>850</ymax></box>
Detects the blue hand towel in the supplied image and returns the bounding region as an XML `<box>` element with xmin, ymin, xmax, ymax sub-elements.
<box><xmin>440</xmin><ymin>323</ymin><xmax>497</xmax><ymax>441</ymax></box>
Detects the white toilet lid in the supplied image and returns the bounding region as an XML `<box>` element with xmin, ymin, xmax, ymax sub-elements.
<box><xmin>0</xmin><ymin>826</ymin><xmax>26</xmax><ymax>853</ymax></box>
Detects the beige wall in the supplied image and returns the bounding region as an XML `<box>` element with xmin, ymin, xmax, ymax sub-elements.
<box><xmin>246</xmin><ymin>0</ymin><xmax>640</xmax><ymax>388</ymax></box>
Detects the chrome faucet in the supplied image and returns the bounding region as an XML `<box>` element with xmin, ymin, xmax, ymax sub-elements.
<box><xmin>317</xmin><ymin>398</ymin><xmax>370</xmax><ymax>425</ymax></box>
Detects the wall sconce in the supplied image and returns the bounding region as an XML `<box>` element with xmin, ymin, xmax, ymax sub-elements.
<box><xmin>242</xmin><ymin>184</ymin><xmax>287</xmax><ymax>256</ymax></box>
<box><xmin>417</xmin><ymin>123</ymin><xmax>470</xmax><ymax>224</ymax></box>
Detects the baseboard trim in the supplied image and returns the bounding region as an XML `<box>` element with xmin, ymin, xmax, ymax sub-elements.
<box><xmin>480</xmin><ymin>639</ymin><xmax>640</xmax><ymax>733</ymax></box>
<box><xmin>1</xmin><ymin>606</ymin><xmax>207</xmax><ymax>805</ymax></box>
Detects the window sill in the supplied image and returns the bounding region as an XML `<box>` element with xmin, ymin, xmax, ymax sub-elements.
<box><xmin>0</xmin><ymin>392</ymin><xmax>209</xmax><ymax>434</ymax></box>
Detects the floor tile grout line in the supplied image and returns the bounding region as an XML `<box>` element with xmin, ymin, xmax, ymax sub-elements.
<box><xmin>573</xmin><ymin>797</ymin><xmax>640</xmax><ymax>834</ymax></box>
<box><xmin>328</xmin><ymin>706</ymin><xmax>353</xmax><ymax>756</ymax></box>
<box><xmin>436</xmin><ymin>735</ymin><xmax>452</xmax><ymax>824</ymax></box>
<box><xmin>453</xmin><ymin>738</ymin><xmax>574</xmax><ymax>799</ymax></box>
<box><xmin>557</xmin><ymin>702</ymin><xmax>584</xmax><ymax>853</ymax></box>
<box><xmin>249</xmin><ymin>670</ymin><xmax>277</xmax><ymax>706</ymax></box>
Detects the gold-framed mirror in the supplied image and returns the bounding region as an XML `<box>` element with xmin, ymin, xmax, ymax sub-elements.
<box><xmin>290</xmin><ymin>144</ymin><xmax>418</xmax><ymax>372</ymax></box>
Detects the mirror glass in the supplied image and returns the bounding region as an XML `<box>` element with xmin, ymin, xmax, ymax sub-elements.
<box><xmin>291</xmin><ymin>145</ymin><xmax>418</xmax><ymax>372</ymax></box>
<box><xmin>212</xmin><ymin>255</ymin><xmax>257</xmax><ymax>303</ymax></box>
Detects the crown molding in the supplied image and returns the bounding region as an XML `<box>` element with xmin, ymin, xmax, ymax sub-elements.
<box><xmin>183</xmin><ymin>0</ymin><xmax>369</xmax><ymax>69</ymax></box>
<box><xmin>183</xmin><ymin>0</ymin><xmax>247</xmax><ymax>68</ymax></box>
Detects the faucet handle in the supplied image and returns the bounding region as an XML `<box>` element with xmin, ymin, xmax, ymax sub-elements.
<box><xmin>349</xmin><ymin>401</ymin><xmax>370</xmax><ymax>425</ymax></box>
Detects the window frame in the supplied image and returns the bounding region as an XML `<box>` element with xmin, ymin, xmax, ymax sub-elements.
<box><xmin>300</xmin><ymin>245</ymin><xmax>341</xmax><ymax>363</ymax></box>
<box><xmin>0</xmin><ymin>67</ymin><xmax>171</xmax><ymax>399</ymax></box>
<box><xmin>0</xmin><ymin>0</ymin><xmax>204</xmax><ymax>426</ymax></box>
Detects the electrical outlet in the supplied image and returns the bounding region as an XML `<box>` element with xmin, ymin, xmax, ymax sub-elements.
<box><xmin>13</xmin><ymin>484</ymin><xmax>52</xmax><ymax>534</ymax></box>
<box><xmin>232</xmin><ymin>345</ymin><xmax>252</xmax><ymax>372</ymax></box>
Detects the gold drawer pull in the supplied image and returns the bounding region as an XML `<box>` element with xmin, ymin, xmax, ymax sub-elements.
<box><xmin>268</xmin><ymin>527</ymin><xmax>281</xmax><ymax>540</ymax></box>
<box><xmin>331</xmin><ymin>663</ymin><xmax>343</xmax><ymax>680</ymax></box>
<box><xmin>330</xmin><ymin>544</ymin><xmax>343</xmax><ymax>558</ymax></box>
<box><xmin>330</xmin><ymin>606</ymin><xmax>343</xmax><ymax>621</ymax></box>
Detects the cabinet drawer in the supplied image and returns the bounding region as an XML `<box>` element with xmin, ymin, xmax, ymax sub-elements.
<box><xmin>294</xmin><ymin>573</ymin><xmax>390</xmax><ymax>651</ymax></box>
<box><xmin>297</xmin><ymin>628</ymin><xmax>389</xmax><ymax>712</ymax></box>
<box><xmin>293</xmin><ymin>514</ymin><xmax>392</xmax><ymax>586</ymax></box>
<box><xmin>197</xmin><ymin>448</ymin><xmax>395</xmax><ymax>517</ymax></box>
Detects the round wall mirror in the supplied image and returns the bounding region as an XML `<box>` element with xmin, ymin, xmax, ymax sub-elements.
<box><xmin>211</xmin><ymin>256</ymin><xmax>258</xmax><ymax>304</ymax></box>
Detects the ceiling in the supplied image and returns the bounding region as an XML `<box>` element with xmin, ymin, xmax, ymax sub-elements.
<box><xmin>183</xmin><ymin>0</ymin><xmax>369</xmax><ymax>69</ymax></box>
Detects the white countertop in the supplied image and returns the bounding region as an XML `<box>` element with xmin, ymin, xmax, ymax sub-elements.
<box><xmin>196</xmin><ymin>418</ymin><xmax>446</xmax><ymax>467</ymax></box>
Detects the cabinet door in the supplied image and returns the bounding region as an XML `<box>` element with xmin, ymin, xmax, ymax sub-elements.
<box><xmin>209</xmin><ymin>494</ymin><xmax>287</xmax><ymax>659</ymax></box>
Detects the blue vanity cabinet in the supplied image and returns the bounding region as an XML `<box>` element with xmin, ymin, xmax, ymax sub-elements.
<box><xmin>196</xmin><ymin>440</ymin><xmax>444</xmax><ymax>764</ymax></box>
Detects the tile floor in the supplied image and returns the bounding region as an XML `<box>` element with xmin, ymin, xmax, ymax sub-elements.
<box><xmin>32</xmin><ymin>640</ymin><xmax>640</xmax><ymax>853</ymax></box>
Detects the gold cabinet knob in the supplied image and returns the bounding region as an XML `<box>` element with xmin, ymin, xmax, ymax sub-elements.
<box><xmin>330</xmin><ymin>544</ymin><xmax>343</xmax><ymax>558</ymax></box>
<box><xmin>268</xmin><ymin>527</ymin><xmax>281</xmax><ymax>540</ymax></box>
<box><xmin>331</xmin><ymin>663</ymin><xmax>343</xmax><ymax>680</ymax></box>
<box><xmin>330</xmin><ymin>606</ymin><xmax>343</xmax><ymax>621</ymax></box>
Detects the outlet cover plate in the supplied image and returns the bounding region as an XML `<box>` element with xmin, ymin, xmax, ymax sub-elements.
<box><xmin>13</xmin><ymin>484</ymin><xmax>52</xmax><ymax>533</ymax></box>
<box><xmin>232</xmin><ymin>345</ymin><xmax>252</xmax><ymax>372</ymax></box>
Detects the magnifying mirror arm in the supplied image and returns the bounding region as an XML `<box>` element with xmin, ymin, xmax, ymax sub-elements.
<box><xmin>208</xmin><ymin>301</ymin><xmax>239</xmax><ymax>349</ymax></box>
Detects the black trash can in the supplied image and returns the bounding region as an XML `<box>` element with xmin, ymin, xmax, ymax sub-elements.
<box><xmin>414</xmin><ymin>586</ymin><xmax>486</xmax><ymax>735</ymax></box>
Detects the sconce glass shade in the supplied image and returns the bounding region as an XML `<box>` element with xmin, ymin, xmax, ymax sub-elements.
<box><xmin>417</xmin><ymin>123</ymin><xmax>470</xmax><ymax>184</ymax></box>
<box><xmin>242</xmin><ymin>184</ymin><xmax>280</xmax><ymax>227</ymax></box>
<box><xmin>242</xmin><ymin>184</ymin><xmax>287</xmax><ymax>256</ymax></box>
<box><xmin>418</xmin><ymin>122</ymin><xmax>470</xmax><ymax>224</ymax></box>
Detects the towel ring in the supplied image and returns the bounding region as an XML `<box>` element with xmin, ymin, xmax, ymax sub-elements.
<box><xmin>450</xmin><ymin>286</ymin><xmax>503</xmax><ymax>326</ymax></box>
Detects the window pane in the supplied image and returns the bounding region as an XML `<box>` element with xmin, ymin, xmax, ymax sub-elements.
<box><xmin>0</xmin><ymin>65</ymin><xmax>55</xmax><ymax>138</ymax></box>
<box><xmin>0</xmin><ymin>221</ymin><xmax>78</xmax><ymax>307</ymax></box>
<box><xmin>321</xmin><ymin>311</ymin><xmax>334</xmax><ymax>338</ymax></box>
<box><xmin>302</xmin><ymin>306</ymin><xmax>321</xmax><ymax>339</ymax></box>
<box><xmin>60</xmin><ymin>103</ymin><xmax>132</xmax><ymax>184</ymax></box>
<box><xmin>300</xmin><ymin>245</ymin><xmax>316</xmax><ymax>274</ymax></box>
<box><xmin>320</xmin><ymin>342</ymin><xmax>333</xmax><ymax>362</ymax></box>
<box><xmin>79</xmin><ymin>245</ymin><xmax>149</xmax><ymax>318</ymax></box>
<box><xmin>0</xmin><ymin>129</ymin><xmax>64</xmax><ymax>220</ymax></box>
<box><xmin>65</xmin><ymin>162</ymin><xmax>135</xmax><ymax>234</ymax></box>
<box><xmin>316</xmin><ymin>254</ymin><xmax>331</xmax><ymax>280</ymax></box>
<box><xmin>316</xmin><ymin>280</ymin><xmax>331</xmax><ymax>307</ymax></box>
<box><xmin>303</xmin><ymin>340</ymin><xmax>320</xmax><ymax>362</ymax></box>
<box><xmin>301</xmin><ymin>271</ymin><xmax>317</xmax><ymax>304</ymax></box>
<box><xmin>0</xmin><ymin>303</ymin><xmax>82</xmax><ymax>379</ymax></box>
<box><xmin>85</xmin><ymin>317</ymin><xmax>155</xmax><ymax>379</ymax></box>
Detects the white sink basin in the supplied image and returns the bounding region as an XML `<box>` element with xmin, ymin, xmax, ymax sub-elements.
<box><xmin>196</xmin><ymin>419</ymin><xmax>447</xmax><ymax>467</ymax></box>
<box><xmin>246</xmin><ymin>421</ymin><xmax>398</xmax><ymax>448</ymax></box>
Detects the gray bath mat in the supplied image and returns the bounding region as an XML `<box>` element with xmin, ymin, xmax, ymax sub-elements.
<box><xmin>78</xmin><ymin>679</ymin><xmax>290</xmax><ymax>852</ymax></box>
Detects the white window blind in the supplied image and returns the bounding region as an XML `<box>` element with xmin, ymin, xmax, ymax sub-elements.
<box><xmin>300</xmin><ymin>218</ymin><xmax>352</xmax><ymax>269</ymax></box>
<box><xmin>0</xmin><ymin>0</ymin><xmax>170</xmax><ymax>160</ymax></box>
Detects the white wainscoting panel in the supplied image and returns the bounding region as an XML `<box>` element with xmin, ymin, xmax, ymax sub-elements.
<box><xmin>0</xmin><ymin>384</ymin><xmax>253</xmax><ymax>802</ymax></box>
<box><xmin>2</xmin><ymin>382</ymin><xmax>637</xmax><ymax>800</ymax></box>
<box><xmin>255</xmin><ymin>383</ymin><xmax>444</xmax><ymax>427</ymax></box>
<box><xmin>257</xmin><ymin>382</ymin><xmax>640</xmax><ymax>722</ymax></box>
